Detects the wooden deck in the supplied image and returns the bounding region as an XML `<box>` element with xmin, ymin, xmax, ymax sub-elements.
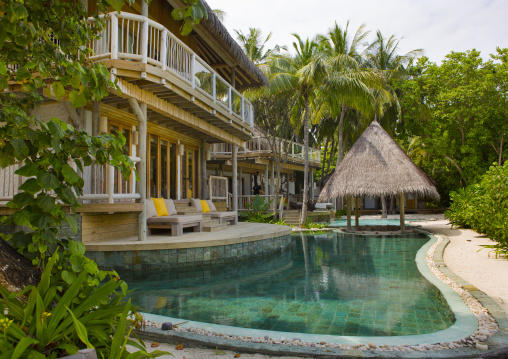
<box><xmin>85</xmin><ymin>222</ymin><xmax>292</xmax><ymax>252</ymax></box>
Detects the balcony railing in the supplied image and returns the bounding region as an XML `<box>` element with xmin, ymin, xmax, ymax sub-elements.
<box><xmin>88</xmin><ymin>12</ymin><xmax>254</xmax><ymax>127</ymax></box>
<box><xmin>0</xmin><ymin>157</ymin><xmax>140</xmax><ymax>204</ymax></box>
<box><xmin>211</xmin><ymin>137</ymin><xmax>321</xmax><ymax>164</ymax></box>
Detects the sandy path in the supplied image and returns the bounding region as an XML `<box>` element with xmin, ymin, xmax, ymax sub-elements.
<box><xmin>417</xmin><ymin>219</ymin><xmax>508</xmax><ymax>313</ymax></box>
<box><xmin>133</xmin><ymin>216</ymin><xmax>508</xmax><ymax>358</ymax></box>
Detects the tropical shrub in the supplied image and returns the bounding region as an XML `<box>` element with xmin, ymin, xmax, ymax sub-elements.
<box><xmin>239</xmin><ymin>195</ymin><xmax>275</xmax><ymax>223</ymax></box>
<box><xmin>0</xmin><ymin>253</ymin><xmax>169</xmax><ymax>359</ymax></box>
<box><xmin>446</xmin><ymin>163</ymin><xmax>508</xmax><ymax>257</ymax></box>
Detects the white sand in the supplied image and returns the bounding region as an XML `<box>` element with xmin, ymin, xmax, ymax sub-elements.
<box><xmin>133</xmin><ymin>216</ymin><xmax>508</xmax><ymax>358</ymax></box>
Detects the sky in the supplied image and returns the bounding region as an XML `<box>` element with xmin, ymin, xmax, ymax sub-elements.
<box><xmin>207</xmin><ymin>0</ymin><xmax>507</xmax><ymax>63</ymax></box>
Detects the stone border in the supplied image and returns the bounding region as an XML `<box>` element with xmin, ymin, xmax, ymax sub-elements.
<box><xmin>137</xmin><ymin>230</ymin><xmax>508</xmax><ymax>358</ymax></box>
<box><xmin>86</xmin><ymin>233</ymin><xmax>292</xmax><ymax>271</ymax></box>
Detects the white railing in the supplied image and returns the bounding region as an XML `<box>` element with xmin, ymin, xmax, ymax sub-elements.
<box><xmin>79</xmin><ymin>156</ymin><xmax>141</xmax><ymax>203</ymax></box>
<box><xmin>0</xmin><ymin>157</ymin><xmax>141</xmax><ymax>204</ymax></box>
<box><xmin>209</xmin><ymin>175</ymin><xmax>228</xmax><ymax>207</ymax></box>
<box><xmin>238</xmin><ymin>195</ymin><xmax>276</xmax><ymax>211</ymax></box>
<box><xmin>89</xmin><ymin>12</ymin><xmax>254</xmax><ymax>127</ymax></box>
<box><xmin>210</xmin><ymin>137</ymin><xmax>320</xmax><ymax>163</ymax></box>
<box><xmin>0</xmin><ymin>163</ymin><xmax>24</xmax><ymax>201</ymax></box>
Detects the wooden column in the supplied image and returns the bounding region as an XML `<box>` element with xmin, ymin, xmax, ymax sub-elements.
<box><xmin>232</xmin><ymin>144</ymin><xmax>238</xmax><ymax>217</ymax></box>
<box><xmin>310</xmin><ymin>169</ymin><xmax>314</xmax><ymax>202</ymax></box>
<box><xmin>231</xmin><ymin>66</ymin><xmax>236</xmax><ymax>88</ymax></box>
<box><xmin>400</xmin><ymin>192</ymin><xmax>406</xmax><ymax>234</ymax></box>
<box><xmin>238</xmin><ymin>166</ymin><xmax>243</xmax><ymax>196</ymax></box>
<box><xmin>355</xmin><ymin>196</ymin><xmax>360</xmax><ymax>230</ymax></box>
<box><xmin>128</xmin><ymin>99</ymin><xmax>147</xmax><ymax>242</ymax></box>
<box><xmin>141</xmin><ymin>0</ymin><xmax>148</xmax><ymax>16</ymax></box>
<box><xmin>264</xmin><ymin>164</ymin><xmax>269</xmax><ymax>195</ymax></box>
<box><xmin>346</xmin><ymin>195</ymin><xmax>352</xmax><ymax>231</ymax></box>
<box><xmin>201</xmin><ymin>139</ymin><xmax>207</xmax><ymax>199</ymax></box>
<box><xmin>270</xmin><ymin>160</ymin><xmax>275</xmax><ymax>196</ymax></box>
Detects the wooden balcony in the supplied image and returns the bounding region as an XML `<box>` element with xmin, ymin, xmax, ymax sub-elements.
<box><xmin>88</xmin><ymin>12</ymin><xmax>254</xmax><ymax>142</ymax></box>
<box><xmin>210</xmin><ymin>137</ymin><xmax>321</xmax><ymax>168</ymax></box>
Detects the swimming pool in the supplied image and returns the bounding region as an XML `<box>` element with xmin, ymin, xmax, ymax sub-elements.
<box><xmin>329</xmin><ymin>218</ymin><xmax>420</xmax><ymax>227</ymax></box>
<box><xmin>119</xmin><ymin>231</ymin><xmax>457</xmax><ymax>337</ymax></box>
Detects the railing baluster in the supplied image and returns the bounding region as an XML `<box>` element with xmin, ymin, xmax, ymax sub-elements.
<box><xmin>141</xmin><ymin>18</ymin><xmax>148</xmax><ymax>64</ymax></box>
<box><xmin>110</xmin><ymin>14</ymin><xmax>118</xmax><ymax>59</ymax></box>
<box><xmin>190</xmin><ymin>54</ymin><xmax>196</xmax><ymax>88</ymax></box>
<box><xmin>160</xmin><ymin>29</ymin><xmax>167</xmax><ymax>71</ymax></box>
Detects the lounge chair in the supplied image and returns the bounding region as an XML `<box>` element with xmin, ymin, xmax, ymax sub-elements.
<box><xmin>191</xmin><ymin>198</ymin><xmax>238</xmax><ymax>225</ymax></box>
<box><xmin>146</xmin><ymin>198</ymin><xmax>203</xmax><ymax>236</ymax></box>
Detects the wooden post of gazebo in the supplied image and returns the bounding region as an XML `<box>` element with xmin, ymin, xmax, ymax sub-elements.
<box><xmin>354</xmin><ymin>196</ymin><xmax>360</xmax><ymax>230</ymax></box>
<box><xmin>400</xmin><ymin>192</ymin><xmax>405</xmax><ymax>233</ymax></box>
<box><xmin>346</xmin><ymin>195</ymin><xmax>351</xmax><ymax>231</ymax></box>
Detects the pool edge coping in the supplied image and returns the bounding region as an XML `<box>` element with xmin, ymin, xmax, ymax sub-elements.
<box><xmin>137</xmin><ymin>229</ymin><xmax>508</xmax><ymax>358</ymax></box>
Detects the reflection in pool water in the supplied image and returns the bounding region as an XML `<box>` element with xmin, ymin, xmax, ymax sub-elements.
<box><xmin>118</xmin><ymin>231</ymin><xmax>455</xmax><ymax>336</ymax></box>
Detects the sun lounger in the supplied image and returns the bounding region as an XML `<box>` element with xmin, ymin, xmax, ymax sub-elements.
<box><xmin>191</xmin><ymin>198</ymin><xmax>238</xmax><ymax>225</ymax></box>
<box><xmin>146</xmin><ymin>198</ymin><xmax>203</xmax><ymax>236</ymax></box>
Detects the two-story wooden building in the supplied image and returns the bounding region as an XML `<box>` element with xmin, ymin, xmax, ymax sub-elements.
<box><xmin>1</xmin><ymin>0</ymin><xmax>268</xmax><ymax>242</ymax></box>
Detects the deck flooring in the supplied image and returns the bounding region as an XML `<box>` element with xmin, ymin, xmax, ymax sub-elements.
<box><xmin>84</xmin><ymin>222</ymin><xmax>292</xmax><ymax>252</ymax></box>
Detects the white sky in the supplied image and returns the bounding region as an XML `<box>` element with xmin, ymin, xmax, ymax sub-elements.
<box><xmin>207</xmin><ymin>0</ymin><xmax>507</xmax><ymax>63</ymax></box>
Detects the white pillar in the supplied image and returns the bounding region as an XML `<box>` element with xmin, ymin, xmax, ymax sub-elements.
<box><xmin>232</xmin><ymin>145</ymin><xmax>238</xmax><ymax>217</ymax></box>
<box><xmin>177</xmin><ymin>141</ymin><xmax>181</xmax><ymax>200</ymax></box>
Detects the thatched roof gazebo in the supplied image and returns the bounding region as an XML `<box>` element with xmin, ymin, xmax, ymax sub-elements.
<box><xmin>319</xmin><ymin>121</ymin><xmax>439</xmax><ymax>233</ymax></box>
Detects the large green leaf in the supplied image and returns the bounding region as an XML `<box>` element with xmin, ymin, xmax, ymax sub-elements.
<box><xmin>52</xmin><ymin>82</ymin><xmax>66</xmax><ymax>101</ymax></box>
<box><xmin>106</xmin><ymin>0</ymin><xmax>125</xmax><ymax>12</ymax></box>
<box><xmin>18</xmin><ymin>178</ymin><xmax>42</xmax><ymax>194</ymax></box>
<box><xmin>15</xmin><ymin>162</ymin><xmax>39</xmax><ymax>177</ymax></box>
<box><xmin>69</xmin><ymin>90</ymin><xmax>87</xmax><ymax>108</ymax></box>
<box><xmin>65</xmin><ymin>306</ymin><xmax>94</xmax><ymax>349</ymax></box>
<box><xmin>9</xmin><ymin>3</ymin><xmax>28</xmax><ymax>22</ymax></box>
<box><xmin>62</xmin><ymin>163</ymin><xmax>80</xmax><ymax>184</ymax></box>
<box><xmin>0</xmin><ymin>60</ymin><xmax>7</xmax><ymax>75</ymax></box>
<box><xmin>38</xmin><ymin>172</ymin><xmax>60</xmax><ymax>190</ymax></box>
<box><xmin>11</xmin><ymin>337</ymin><xmax>39</xmax><ymax>359</ymax></box>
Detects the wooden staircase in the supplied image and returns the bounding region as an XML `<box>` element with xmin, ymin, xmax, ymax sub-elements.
<box><xmin>282</xmin><ymin>210</ymin><xmax>300</xmax><ymax>226</ymax></box>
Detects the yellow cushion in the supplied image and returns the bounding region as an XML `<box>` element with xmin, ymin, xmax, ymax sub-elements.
<box><xmin>201</xmin><ymin>200</ymin><xmax>210</xmax><ymax>213</ymax></box>
<box><xmin>152</xmin><ymin>198</ymin><xmax>168</xmax><ymax>216</ymax></box>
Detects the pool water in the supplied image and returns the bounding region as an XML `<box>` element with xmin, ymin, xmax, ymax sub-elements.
<box><xmin>119</xmin><ymin>232</ymin><xmax>455</xmax><ymax>337</ymax></box>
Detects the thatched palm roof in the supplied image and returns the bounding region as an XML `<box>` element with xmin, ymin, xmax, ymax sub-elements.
<box><xmin>199</xmin><ymin>2</ymin><xmax>269</xmax><ymax>87</ymax></box>
<box><xmin>319</xmin><ymin>121</ymin><xmax>439</xmax><ymax>201</ymax></box>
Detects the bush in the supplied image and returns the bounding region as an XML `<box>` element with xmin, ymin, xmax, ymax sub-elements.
<box><xmin>0</xmin><ymin>253</ymin><xmax>169</xmax><ymax>358</ymax></box>
<box><xmin>446</xmin><ymin>163</ymin><xmax>508</xmax><ymax>257</ymax></box>
<box><xmin>239</xmin><ymin>195</ymin><xmax>275</xmax><ymax>223</ymax></box>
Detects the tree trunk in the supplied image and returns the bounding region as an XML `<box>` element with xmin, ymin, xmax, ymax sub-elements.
<box><xmin>300</xmin><ymin>93</ymin><xmax>310</xmax><ymax>227</ymax></box>
<box><xmin>320</xmin><ymin>136</ymin><xmax>329</xmax><ymax>187</ymax></box>
<box><xmin>0</xmin><ymin>240</ymin><xmax>41</xmax><ymax>294</ymax></box>
<box><xmin>389</xmin><ymin>196</ymin><xmax>395</xmax><ymax>214</ymax></box>
<box><xmin>381</xmin><ymin>195</ymin><xmax>387</xmax><ymax>218</ymax></box>
<box><xmin>325</xmin><ymin>138</ymin><xmax>336</xmax><ymax>177</ymax></box>
<box><xmin>335</xmin><ymin>104</ymin><xmax>347</xmax><ymax>169</ymax></box>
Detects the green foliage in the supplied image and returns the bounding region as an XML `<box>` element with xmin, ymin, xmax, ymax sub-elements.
<box><xmin>239</xmin><ymin>195</ymin><xmax>275</xmax><ymax>223</ymax></box>
<box><xmin>335</xmin><ymin>208</ymin><xmax>347</xmax><ymax>218</ymax></box>
<box><xmin>446</xmin><ymin>163</ymin><xmax>508</xmax><ymax>258</ymax></box>
<box><xmin>0</xmin><ymin>254</ymin><xmax>170</xmax><ymax>358</ymax></box>
<box><xmin>171</xmin><ymin>0</ymin><xmax>208</xmax><ymax>36</ymax></box>
<box><xmin>399</xmin><ymin>49</ymin><xmax>508</xmax><ymax>204</ymax></box>
<box><xmin>269</xmin><ymin>218</ymin><xmax>288</xmax><ymax>226</ymax></box>
<box><xmin>301</xmin><ymin>219</ymin><xmax>327</xmax><ymax>229</ymax></box>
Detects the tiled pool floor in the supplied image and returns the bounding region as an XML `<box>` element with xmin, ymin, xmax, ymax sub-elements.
<box><xmin>121</xmin><ymin>231</ymin><xmax>454</xmax><ymax>337</ymax></box>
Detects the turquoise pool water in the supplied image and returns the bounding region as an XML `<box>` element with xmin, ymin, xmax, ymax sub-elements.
<box><xmin>119</xmin><ymin>231</ymin><xmax>455</xmax><ymax>337</ymax></box>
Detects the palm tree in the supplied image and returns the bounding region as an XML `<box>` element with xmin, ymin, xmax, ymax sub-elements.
<box><xmin>364</xmin><ymin>30</ymin><xmax>422</xmax><ymax>216</ymax></box>
<box><xmin>235</xmin><ymin>28</ymin><xmax>274</xmax><ymax>69</ymax></box>
<box><xmin>318</xmin><ymin>22</ymin><xmax>382</xmax><ymax>170</ymax></box>
<box><xmin>269</xmin><ymin>34</ymin><xmax>326</xmax><ymax>226</ymax></box>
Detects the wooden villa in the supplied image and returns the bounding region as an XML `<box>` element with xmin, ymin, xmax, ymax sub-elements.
<box><xmin>1</xmin><ymin>0</ymin><xmax>274</xmax><ymax>244</ymax></box>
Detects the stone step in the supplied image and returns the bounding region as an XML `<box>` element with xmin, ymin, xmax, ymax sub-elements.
<box><xmin>203</xmin><ymin>218</ymin><xmax>220</xmax><ymax>226</ymax></box>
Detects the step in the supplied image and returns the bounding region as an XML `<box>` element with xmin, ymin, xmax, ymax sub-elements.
<box><xmin>203</xmin><ymin>218</ymin><xmax>220</xmax><ymax>226</ymax></box>
<box><xmin>203</xmin><ymin>223</ymin><xmax>229</xmax><ymax>232</ymax></box>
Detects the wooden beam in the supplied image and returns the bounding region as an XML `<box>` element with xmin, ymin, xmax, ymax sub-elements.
<box><xmin>114</xmin><ymin>78</ymin><xmax>246</xmax><ymax>147</ymax></box>
<box><xmin>347</xmin><ymin>195</ymin><xmax>352</xmax><ymax>231</ymax></box>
